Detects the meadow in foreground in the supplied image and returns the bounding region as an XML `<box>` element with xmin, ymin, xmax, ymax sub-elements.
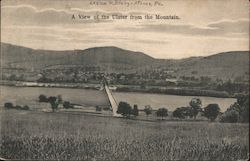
<box><xmin>0</xmin><ymin>109</ymin><xmax>249</xmax><ymax>160</ymax></box>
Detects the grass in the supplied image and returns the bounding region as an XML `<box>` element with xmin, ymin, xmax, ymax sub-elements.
<box><xmin>0</xmin><ymin>109</ymin><xmax>249</xmax><ymax>160</ymax></box>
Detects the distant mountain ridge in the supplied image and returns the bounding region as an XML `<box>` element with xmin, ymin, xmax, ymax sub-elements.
<box><xmin>0</xmin><ymin>43</ymin><xmax>155</xmax><ymax>70</ymax></box>
<box><xmin>1</xmin><ymin>42</ymin><xmax>249</xmax><ymax>80</ymax></box>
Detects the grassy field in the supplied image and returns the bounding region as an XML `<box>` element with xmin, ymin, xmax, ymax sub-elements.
<box><xmin>0</xmin><ymin>109</ymin><xmax>249</xmax><ymax>161</ymax></box>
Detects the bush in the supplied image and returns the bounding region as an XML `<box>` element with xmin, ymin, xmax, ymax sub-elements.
<box><xmin>241</xmin><ymin>103</ymin><xmax>249</xmax><ymax>123</ymax></box>
<box><xmin>220</xmin><ymin>110</ymin><xmax>239</xmax><ymax>123</ymax></box>
<box><xmin>96</xmin><ymin>106</ymin><xmax>102</xmax><ymax>111</ymax></box>
<box><xmin>156</xmin><ymin>108</ymin><xmax>168</xmax><ymax>120</ymax></box>
<box><xmin>14</xmin><ymin>105</ymin><xmax>22</xmax><ymax>110</ymax></box>
<box><xmin>4</xmin><ymin>103</ymin><xmax>29</xmax><ymax>111</ymax></box>
<box><xmin>103</xmin><ymin>107</ymin><xmax>111</xmax><ymax>111</ymax></box>
<box><xmin>22</xmin><ymin>105</ymin><xmax>30</xmax><ymax>110</ymax></box>
<box><xmin>237</xmin><ymin>94</ymin><xmax>249</xmax><ymax>123</ymax></box>
<box><xmin>173</xmin><ymin>107</ymin><xmax>185</xmax><ymax>119</ymax></box>
<box><xmin>4</xmin><ymin>102</ymin><xmax>13</xmax><ymax>109</ymax></box>
<box><xmin>173</xmin><ymin>107</ymin><xmax>194</xmax><ymax>119</ymax></box>
<box><xmin>63</xmin><ymin>101</ymin><xmax>74</xmax><ymax>109</ymax></box>
<box><xmin>39</xmin><ymin>94</ymin><xmax>48</xmax><ymax>102</ymax></box>
<box><xmin>221</xmin><ymin>94</ymin><xmax>249</xmax><ymax>123</ymax></box>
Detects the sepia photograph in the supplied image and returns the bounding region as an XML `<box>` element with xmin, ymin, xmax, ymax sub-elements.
<box><xmin>0</xmin><ymin>0</ymin><xmax>249</xmax><ymax>160</ymax></box>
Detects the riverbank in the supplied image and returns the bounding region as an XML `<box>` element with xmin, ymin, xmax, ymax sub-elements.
<box><xmin>0</xmin><ymin>80</ymin><xmax>231</xmax><ymax>98</ymax></box>
<box><xmin>116</xmin><ymin>86</ymin><xmax>230</xmax><ymax>98</ymax></box>
<box><xmin>0</xmin><ymin>85</ymin><xmax>235</xmax><ymax>112</ymax></box>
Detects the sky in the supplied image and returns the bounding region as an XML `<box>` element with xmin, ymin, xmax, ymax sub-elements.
<box><xmin>1</xmin><ymin>0</ymin><xmax>249</xmax><ymax>59</ymax></box>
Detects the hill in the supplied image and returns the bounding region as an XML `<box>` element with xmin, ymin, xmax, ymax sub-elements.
<box><xmin>0</xmin><ymin>43</ymin><xmax>154</xmax><ymax>72</ymax></box>
<box><xmin>0</xmin><ymin>42</ymin><xmax>249</xmax><ymax>80</ymax></box>
<box><xmin>175</xmin><ymin>51</ymin><xmax>249</xmax><ymax>80</ymax></box>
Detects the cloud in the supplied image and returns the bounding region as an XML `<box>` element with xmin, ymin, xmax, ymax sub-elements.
<box><xmin>116</xmin><ymin>19</ymin><xmax>249</xmax><ymax>38</ymax></box>
<box><xmin>207</xmin><ymin>19</ymin><xmax>249</xmax><ymax>34</ymax></box>
<box><xmin>1</xmin><ymin>5</ymin><xmax>114</xmax><ymax>26</ymax></box>
<box><xmin>1</xmin><ymin>5</ymin><xmax>153</xmax><ymax>27</ymax></box>
<box><xmin>1</xmin><ymin>4</ymin><xmax>248</xmax><ymax>58</ymax></box>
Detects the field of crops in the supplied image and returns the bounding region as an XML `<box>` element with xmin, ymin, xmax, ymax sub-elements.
<box><xmin>0</xmin><ymin>109</ymin><xmax>249</xmax><ymax>160</ymax></box>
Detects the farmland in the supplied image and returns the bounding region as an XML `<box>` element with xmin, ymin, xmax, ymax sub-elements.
<box><xmin>0</xmin><ymin>109</ymin><xmax>249</xmax><ymax>160</ymax></box>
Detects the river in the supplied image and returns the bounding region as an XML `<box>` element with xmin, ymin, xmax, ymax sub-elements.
<box><xmin>0</xmin><ymin>86</ymin><xmax>236</xmax><ymax>112</ymax></box>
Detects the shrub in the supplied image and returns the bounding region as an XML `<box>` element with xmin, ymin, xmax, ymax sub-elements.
<box><xmin>63</xmin><ymin>101</ymin><xmax>74</xmax><ymax>109</ymax></box>
<box><xmin>14</xmin><ymin>105</ymin><xmax>22</xmax><ymax>110</ymax></box>
<box><xmin>96</xmin><ymin>106</ymin><xmax>102</xmax><ymax>111</ymax></box>
<box><xmin>173</xmin><ymin>107</ymin><xmax>194</xmax><ymax>119</ymax></box>
<box><xmin>237</xmin><ymin>94</ymin><xmax>249</xmax><ymax>123</ymax></box>
<box><xmin>39</xmin><ymin>94</ymin><xmax>48</xmax><ymax>102</ymax></box>
<box><xmin>4</xmin><ymin>102</ymin><xmax>13</xmax><ymax>109</ymax></box>
<box><xmin>22</xmin><ymin>105</ymin><xmax>30</xmax><ymax>110</ymax></box>
<box><xmin>221</xmin><ymin>94</ymin><xmax>249</xmax><ymax>123</ymax></box>
<box><xmin>4</xmin><ymin>102</ymin><xmax>29</xmax><ymax>111</ymax></box>
<box><xmin>173</xmin><ymin>107</ymin><xmax>185</xmax><ymax>119</ymax></box>
<box><xmin>103</xmin><ymin>107</ymin><xmax>111</xmax><ymax>111</ymax></box>
<box><xmin>156</xmin><ymin>108</ymin><xmax>168</xmax><ymax>120</ymax></box>
<box><xmin>220</xmin><ymin>110</ymin><xmax>239</xmax><ymax>123</ymax></box>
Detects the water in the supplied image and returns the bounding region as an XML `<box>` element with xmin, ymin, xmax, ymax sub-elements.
<box><xmin>0</xmin><ymin>86</ymin><xmax>236</xmax><ymax>112</ymax></box>
<box><xmin>113</xmin><ymin>92</ymin><xmax>236</xmax><ymax>112</ymax></box>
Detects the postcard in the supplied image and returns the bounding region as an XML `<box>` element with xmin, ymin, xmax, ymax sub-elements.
<box><xmin>0</xmin><ymin>0</ymin><xmax>249</xmax><ymax>160</ymax></box>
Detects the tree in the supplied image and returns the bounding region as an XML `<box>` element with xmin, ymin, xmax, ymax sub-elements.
<box><xmin>38</xmin><ymin>94</ymin><xmax>48</xmax><ymax>102</ymax></box>
<box><xmin>241</xmin><ymin>96</ymin><xmax>249</xmax><ymax>123</ymax></box>
<box><xmin>236</xmin><ymin>94</ymin><xmax>249</xmax><ymax>123</ymax></box>
<box><xmin>221</xmin><ymin>94</ymin><xmax>249</xmax><ymax>123</ymax></box>
<box><xmin>117</xmin><ymin>101</ymin><xmax>132</xmax><ymax>117</ymax></box>
<box><xmin>48</xmin><ymin>96</ymin><xmax>59</xmax><ymax>112</ymax></box>
<box><xmin>57</xmin><ymin>95</ymin><xmax>63</xmax><ymax>104</ymax></box>
<box><xmin>156</xmin><ymin>108</ymin><xmax>168</xmax><ymax>120</ymax></box>
<box><xmin>203</xmin><ymin>104</ymin><xmax>220</xmax><ymax>121</ymax></box>
<box><xmin>132</xmin><ymin>104</ymin><xmax>139</xmax><ymax>116</ymax></box>
<box><xmin>189</xmin><ymin>98</ymin><xmax>202</xmax><ymax>119</ymax></box>
<box><xmin>144</xmin><ymin>105</ymin><xmax>152</xmax><ymax>118</ymax></box>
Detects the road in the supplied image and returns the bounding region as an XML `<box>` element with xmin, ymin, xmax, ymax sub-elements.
<box><xmin>104</xmin><ymin>85</ymin><xmax>121</xmax><ymax>117</ymax></box>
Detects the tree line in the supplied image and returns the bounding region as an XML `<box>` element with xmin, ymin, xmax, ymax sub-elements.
<box><xmin>116</xmin><ymin>94</ymin><xmax>249</xmax><ymax>123</ymax></box>
<box><xmin>4</xmin><ymin>93</ymin><xmax>248</xmax><ymax>123</ymax></box>
<box><xmin>38</xmin><ymin>94</ymin><xmax>74</xmax><ymax>111</ymax></box>
<box><xmin>4</xmin><ymin>102</ymin><xmax>29</xmax><ymax>110</ymax></box>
